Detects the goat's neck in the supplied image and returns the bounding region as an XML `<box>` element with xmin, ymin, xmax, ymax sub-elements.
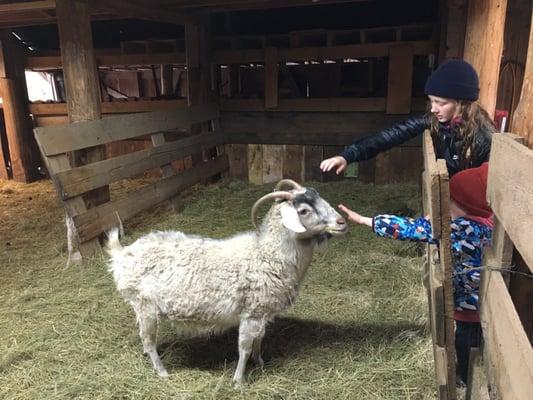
<box><xmin>257</xmin><ymin>217</ymin><xmax>315</xmax><ymax>282</ymax></box>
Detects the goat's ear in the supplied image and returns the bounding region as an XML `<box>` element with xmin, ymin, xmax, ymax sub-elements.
<box><xmin>280</xmin><ymin>203</ymin><xmax>306</xmax><ymax>233</ymax></box>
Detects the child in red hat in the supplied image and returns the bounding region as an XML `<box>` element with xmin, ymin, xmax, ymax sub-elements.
<box><xmin>339</xmin><ymin>162</ymin><xmax>492</xmax><ymax>385</ymax></box>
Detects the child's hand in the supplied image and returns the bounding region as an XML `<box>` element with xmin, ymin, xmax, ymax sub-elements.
<box><xmin>338</xmin><ymin>204</ymin><xmax>373</xmax><ymax>227</ymax></box>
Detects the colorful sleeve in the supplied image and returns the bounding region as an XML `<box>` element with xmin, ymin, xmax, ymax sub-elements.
<box><xmin>373</xmin><ymin>214</ymin><xmax>437</xmax><ymax>244</ymax></box>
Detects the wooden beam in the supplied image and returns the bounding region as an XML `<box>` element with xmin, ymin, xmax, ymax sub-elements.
<box><xmin>72</xmin><ymin>155</ymin><xmax>228</xmax><ymax>242</ymax></box>
<box><xmin>510</xmin><ymin>6</ymin><xmax>533</xmax><ymax>147</ymax></box>
<box><xmin>214</xmin><ymin>40</ymin><xmax>436</xmax><ymax>64</ymax></box>
<box><xmin>88</xmin><ymin>0</ymin><xmax>195</xmax><ymax>25</ymax></box>
<box><xmin>487</xmin><ymin>133</ymin><xmax>533</xmax><ymax>271</ymax></box>
<box><xmin>439</xmin><ymin>0</ymin><xmax>468</xmax><ymax>60</ymax></box>
<box><xmin>34</xmin><ymin>103</ymin><xmax>218</xmax><ymax>156</ymax></box>
<box><xmin>264</xmin><ymin>47</ymin><xmax>278</xmax><ymax>109</ymax></box>
<box><xmin>386</xmin><ymin>44</ymin><xmax>413</xmax><ymax>114</ymax></box>
<box><xmin>0</xmin><ymin>1</ymin><xmax>55</xmax><ymax>13</ymax></box>
<box><xmin>26</xmin><ymin>52</ymin><xmax>186</xmax><ymax>69</ymax></box>
<box><xmin>222</xmin><ymin>111</ymin><xmax>424</xmax><ymax>146</ymax></box>
<box><xmin>0</xmin><ymin>30</ymin><xmax>36</xmax><ymax>182</ymax></box>
<box><xmin>56</xmin><ymin>0</ymin><xmax>107</xmax><ymax>256</ymax></box>
<box><xmin>463</xmin><ymin>0</ymin><xmax>507</xmax><ymax>118</ymax></box>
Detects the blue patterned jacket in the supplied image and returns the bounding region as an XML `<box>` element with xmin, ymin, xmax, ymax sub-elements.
<box><xmin>373</xmin><ymin>215</ymin><xmax>492</xmax><ymax>312</ymax></box>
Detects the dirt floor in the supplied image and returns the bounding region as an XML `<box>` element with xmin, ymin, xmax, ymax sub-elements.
<box><xmin>0</xmin><ymin>177</ymin><xmax>437</xmax><ymax>399</ymax></box>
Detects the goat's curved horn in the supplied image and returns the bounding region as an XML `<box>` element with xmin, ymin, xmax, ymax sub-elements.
<box><xmin>274</xmin><ymin>179</ymin><xmax>303</xmax><ymax>191</ymax></box>
<box><xmin>251</xmin><ymin>191</ymin><xmax>295</xmax><ymax>229</ymax></box>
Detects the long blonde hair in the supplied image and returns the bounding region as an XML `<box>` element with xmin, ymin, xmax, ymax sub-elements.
<box><xmin>428</xmin><ymin>102</ymin><xmax>495</xmax><ymax>168</ymax></box>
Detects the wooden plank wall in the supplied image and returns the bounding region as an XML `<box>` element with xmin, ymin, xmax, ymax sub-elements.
<box><xmin>422</xmin><ymin>131</ymin><xmax>456</xmax><ymax>400</ymax></box>
<box><xmin>463</xmin><ymin>0</ymin><xmax>507</xmax><ymax>118</ymax></box>
<box><xmin>34</xmin><ymin>105</ymin><xmax>227</xmax><ymax>255</ymax></box>
<box><xmin>471</xmin><ymin>133</ymin><xmax>533</xmax><ymax>400</ymax></box>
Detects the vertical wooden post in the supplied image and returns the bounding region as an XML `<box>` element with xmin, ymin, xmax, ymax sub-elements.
<box><xmin>160</xmin><ymin>65</ymin><xmax>173</xmax><ymax>96</ymax></box>
<box><xmin>56</xmin><ymin>0</ymin><xmax>108</xmax><ymax>257</ymax></box>
<box><xmin>264</xmin><ymin>47</ymin><xmax>278</xmax><ymax>109</ymax></box>
<box><xmin>463</xmin><ymin>0</ymin><xmax>507</xmax><ymax>118</ymax></box>
<box><xmin>386</xmin><ymin>43</ymin><xmax>413</xmax><ymax>114</ymax></box>
<box><xmin>439</xmin><ymin>0</ymin><xmax>468</xmax><ymax>61</ymax></box>
<box><xmin>510</xmin><ymin>7</ymin><xmax>533</xmax><ymax>147</ymax></box>
<box><xmin>0</xmin><ymin>30</ymin><xmax>37</xmax><ymax>182</ymax></box>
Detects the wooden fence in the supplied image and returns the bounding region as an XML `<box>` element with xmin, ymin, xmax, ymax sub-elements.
<box><xmin>422</xmin><ymin>130</ymin><xmax>456</xmax><ymax>400</ymax></box>
<box><xmin>33</xmin><ymin>103</ymin><xmax>227</xmax><ymax>257</ymax></box>
<box><xmin>422</xmin><ymin>131</ymin><xmax>533</xmax><ymax>400</ymax></box>
<box><xmin>468</xmin><ymin>133</ymin><xmax>533</xmax><ymax>400</ymax></box>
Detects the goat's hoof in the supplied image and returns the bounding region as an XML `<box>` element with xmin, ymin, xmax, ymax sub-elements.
<box><xmin>157</xmin><ymin>369</ymin><xmax>169</xmax><ymax>378</ymax></box>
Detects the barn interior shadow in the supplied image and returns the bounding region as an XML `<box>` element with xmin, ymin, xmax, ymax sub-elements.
<box><xmin>156</xmin><ymin>317</ymin><xmax>426</xmax><ymax>373</ymax></box>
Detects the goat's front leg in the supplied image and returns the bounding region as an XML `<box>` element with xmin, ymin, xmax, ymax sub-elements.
<box><xmin>233</xmin><ymin>318</ymin><xmax>266</xmax><ymax>386</ymax></box>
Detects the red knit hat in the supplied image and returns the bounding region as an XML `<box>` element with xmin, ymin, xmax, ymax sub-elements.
<box><xmin>449</xmin><ymin>162</ymin><xmax>492</xmax><ymax>218</ymax></box>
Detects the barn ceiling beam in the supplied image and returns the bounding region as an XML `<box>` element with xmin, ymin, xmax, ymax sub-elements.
<box><xmin>152</xmin><ymin>0</ymin><xmax>370</xmax><ymax>12</ymax></box>
<box><xmin>88</xmin><ymin>0</ymin><xmax>197</xmax><ymax>25</ymax></box>
<box><xmin>0</xmin><ymin>1</ymin><xmax>55</xmax><ymax>13</ymax></box>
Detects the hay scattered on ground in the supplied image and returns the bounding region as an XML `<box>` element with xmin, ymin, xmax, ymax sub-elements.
<box><xmin>0</xmin><ymin>178</ymin><xmax>436</xmax><ymax>399</ymax></box>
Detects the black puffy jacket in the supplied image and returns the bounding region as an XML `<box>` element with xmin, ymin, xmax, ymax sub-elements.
<box><xmin>340</xmin><ymin>115</ymin><xmax>493</xmax><ymax>176</ymax></box>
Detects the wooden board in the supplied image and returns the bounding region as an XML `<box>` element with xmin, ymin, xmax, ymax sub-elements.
<box><xmin>53</xmin><ymin>131</ymin><xmax>223</xmax><ymax>200</ymax></box>
<box><xmin>225</xmin><ymin>143</ymin><xmax>249</xmax><ymax>180</ymax></box>
<box><xmin>303</xmin><ymin>145</ymin><xmax>324</xmax><ymax>182</ymax></box>
<box><xmin>386</xmin><ymin>44</ymin><xmax>413</xmax><ymax>114</ymax></box>
<box><xmin>283</xmin><ymin>144</ymin><xmax>303</xmax><ymax>181</ymax></box>
<box><xmin>487</xmin><ymin>133</ymin><xmax>533</xmax><ymax>271</ymax></box>
<box><xmin>510</xmin><ymin>8</ymin><xmax>533</xmax><ymax>147</ymax></box>
<box><xmin>262</xmin><ymin>144</ymin><xmax>283</xmax><ymax>183</ymax></box>
<box><xmin>264</xmin><ymin>47</ymin><xmax>278</xmax><ymax>109</ymax></box>
<box><xmin>248</xmin><ymin>144</ymin><xmax>263</xmax><ymax>184</ymax></box>
<box><xmin>422</xmin><ymin>130</ymin><xmax>441</xmax><ymax>238</ymax></box>
<box><xmin>73</xmin><ymin>155</ymin><xmax>228</xmax><ymax>242</ymax></box>
<box><xmin>479</xmin><ymin>270</ymin><xmax>533</xmax><ymax>400</ymax></box>
<box><xmin>463</xmin><ymin>0</ymin><xmax>507</xmax><ymax>117</ymax></box>
<box><xmin>34</xmin><ymin>103</ymin><xmax>219</xmax><ymax>156</ymax></box>
<box><xmin>222</xmin><ymin>111</ymin><xmax>424</xmax><ymax>146</ymax></box>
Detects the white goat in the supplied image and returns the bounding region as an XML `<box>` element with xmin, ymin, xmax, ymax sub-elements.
<box><xmin>105</xmin><ymin>179</ymin><xmax>347</xmax><ymax>385</ymax></box>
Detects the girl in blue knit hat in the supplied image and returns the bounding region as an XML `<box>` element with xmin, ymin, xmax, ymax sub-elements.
<box><xmin>320</xmin><ymin>59</ymin><xmax>495</xmax><ymax>177</ymax></box>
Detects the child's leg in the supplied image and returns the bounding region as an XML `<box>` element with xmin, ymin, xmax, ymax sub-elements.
<box><xmin>455</xmin><ymin>321</ymin><xmax>482</xmax><ymax>384</ymax></box>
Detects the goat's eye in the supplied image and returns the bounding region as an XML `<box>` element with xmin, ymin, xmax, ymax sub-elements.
<box><xmin>298</xmin><ymin>208</ymin><xmax>310</xmax><ymax>215</ymax></box>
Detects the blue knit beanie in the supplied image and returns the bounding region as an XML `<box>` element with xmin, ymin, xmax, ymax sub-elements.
<box><xmin>424</xmin><ymin>59</ymin><xmax>479</xmax><ymax>101</ymax></box>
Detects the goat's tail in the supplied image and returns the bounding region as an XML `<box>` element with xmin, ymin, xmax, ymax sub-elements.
<box><xmin>105</xmin><ymin>228</ymin><xmax>124</xmax><ymax>257</ymax></box>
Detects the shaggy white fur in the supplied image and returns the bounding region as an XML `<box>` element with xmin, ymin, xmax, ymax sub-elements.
<box><xmin>106</xmin><ymin>181</ymin><xmax>347</xmax><ymax>385</ymax></box>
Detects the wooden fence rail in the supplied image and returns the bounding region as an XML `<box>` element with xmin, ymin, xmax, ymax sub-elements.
<box><xmin>468</xmin><ymin>133</ymin><xmax>533</xmax><ymax>400</ymax></box>
<box><xmin>33</xmin><ymin>103</ymin><xmax>227</xmax><ymax>258</ymax></box>
<box><xmin>422</xmin><ymin>130</ymin><xmax>456</xmax><ymax>400</ymax></box>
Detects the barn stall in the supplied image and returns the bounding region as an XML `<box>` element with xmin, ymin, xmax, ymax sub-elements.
<box><xmin>0</xmin><ymin>0</ymin><xmax>532</xmax><ymax>399</ymax></box>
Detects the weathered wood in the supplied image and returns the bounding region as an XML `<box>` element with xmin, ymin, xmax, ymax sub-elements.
<box><xmin>222</xmin><ymin>111</ymin><xmax>424</xmax><ymax>146</ymax></box>
<box><xmin>283</xmin><ymin>144</ymin><xmax>303</xmax><ymax>181</ymax></box>
<box><xmin>264</xmin><ymin>47</ymin><xmax>278</xmax><ymax>109</ymax></box>
<box><xmin>160</xmin><ymin>65</ymin><xmax>173</xmax><ymax>96</ymax></box>
<box><xmin>248</xmin><ymin>144</ymin><xmax>263</xmax><ymax>184</ymax></box>
<box><xmin>487</xmin><ymin>134</ymin><xmax>533</xmax><ymax>271</ymax></box>
<box><xmin>225</xmin><ymin>143</ymin><xmax>248</xmax><ymax>180</ymax></box>
<box><xmin>29</xmin><ymin>97</ymin><xmax>428</xmax><ymax>117</ymax></box>
<box><xmin>0</xmin><ymin>30</ymin><xmax>36</xmax><ymax>182</ymax></box>
<box><xmin>89</xmin><ymin>0</ymin><xmax>195</xmax><ymax>25</ymax></box>
<box><xmin>437</xmin><ymin>160</ymin><xmax>456</xmax><ymax>400</ymax></box>
<box><xmin>53</xmin><ymin>131</ymin><xmax>223</xmax><ymax>200</ymax></box>
<box><xmin>34</xmin><ymin>104</ymin><xmax>219</xmax><ymax>156</ymax></box>
<box><xmin>26</xmin><ymin>52</ymin><xmax>186</xmax><ymax>69</ymax></box>
<box><xmin>463</xmin><ymin>0</ymin><xmax>507</xmax><ymax>118</ymax></box>
<box><xmin>510</xmin><ymin>7</ymin><xmax>533</xmax><ymax>147</ymax></box>
<box><xmin>386</xmin><ymin>43</ymin><xmax>413</xmax><ymax>114</ymax></box>
<box><xmin>479</xmin><ymin>270</ymin><xmax>533</xmax><ymax>400</ymax></box>
<box><xmin>303</xmin><ymin>145</ymin><xmax>323</xmax><ymax>182</ymax></box>
<box><xmin>262</xmin><ymin>144</ymin><xmax>283</xmax><ymax>183</ymax></box>
<box><xmin>422</xmin><ymin>130</ymin><xmax>441</xmax><ymax>238</ymax></box>
<box><xmin>439</xmin><ymin>0</ymin><xmax>468</xmax><ymax>60</ymax></box>
<box><xmin>214</xmin><ymin>40</ymin><xmax>436</xmax><ymax>64</ymax></box>
<box><xmin>73</xmin><ymin>155</ymin><xmax>228</xmax><ymax>242</ymax></box>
